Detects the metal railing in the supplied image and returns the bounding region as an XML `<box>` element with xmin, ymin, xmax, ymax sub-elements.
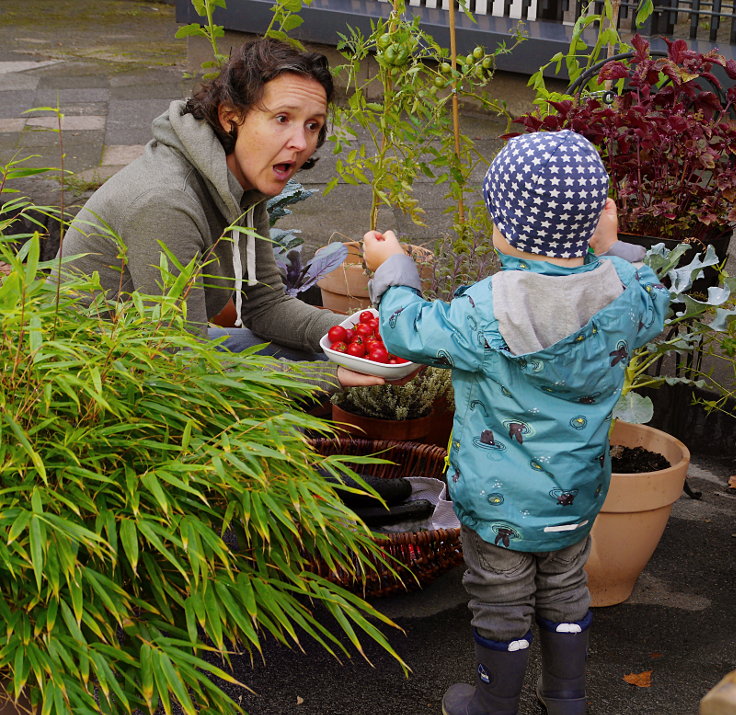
<box><xmin>378</xmin><ymin>0</ymin><xmax>736</xmax><ymax>44</ymax></box>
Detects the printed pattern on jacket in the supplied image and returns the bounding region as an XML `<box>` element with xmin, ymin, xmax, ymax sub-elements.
<box><xmin>375</xmin><ymin>254</ymin><xmax>669</xmax><ymax>552</ymax></box>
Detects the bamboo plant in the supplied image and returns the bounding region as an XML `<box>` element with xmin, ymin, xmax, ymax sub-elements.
<box><xmin>0</xmin><ymin>159</ymin><xmax>409</xmax><ymax>713</ymax></box>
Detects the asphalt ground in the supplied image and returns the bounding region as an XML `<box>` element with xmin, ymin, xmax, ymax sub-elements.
<box><xmin>0</xmin><ymin>2</ymin><xmax>735</xmax><ymax>713</ymax></box>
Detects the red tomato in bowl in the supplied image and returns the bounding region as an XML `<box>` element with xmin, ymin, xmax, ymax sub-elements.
<box><xmin>327</xmin><ymin>325</ymin><xmax>348</xmax><ymax>343</ymax></box>
<box><xmin>355</xmin><ymin>322</ymin><xmax>374</xmax><ymax>338</ymax></box>
<box><xmin>346</xmin><ymin>342</ymin><xmax>366</xmax><ymax>358</ymax></box>
<box><xmin>359</xmin><ymin>311</ymin><xmax>375</xmax><ymax>324</ymax></box>
<box><xmin>330</xmin><ymin>341</ymin><xmax>348</xmax><ymax>353</ymax></box>
<box><xmin>368</xmin><ymin>346</ymin><xmax>390</xmax><ymax>363</ymax></box>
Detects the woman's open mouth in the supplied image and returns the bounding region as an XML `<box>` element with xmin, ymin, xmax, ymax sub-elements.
<box><xmin>273</xmin><ymin>162</ymin><xmax>294</xmax><ymax>180</ymax></box>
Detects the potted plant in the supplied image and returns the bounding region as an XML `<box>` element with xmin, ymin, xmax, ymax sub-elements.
<box><xmin>331</xmin><ymin>366</ymin><xmax>454</xmax><ymax>444</ymax></box>
<box><xmin>511</xmin><ymin>34</ymin><xmax>736</xmax><ymax>292</ymax></box>
<box><xmin>585</xmin><ymin>242</ymin><xmax>734</xmax><ymax>606</ymax></box>
<box><xmin>0</xmin><ymin>160</ymin><xmax>412</xmax><ymax>712</ymax></box>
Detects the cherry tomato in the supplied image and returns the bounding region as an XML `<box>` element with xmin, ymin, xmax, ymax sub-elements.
<box><xmin>344</xmin><ymin>327</ymin><xmax>355</xmax><ymax>342</ymax></box>
<box><xmin>355</xmin><ymin>322</ymin><xmax>374</xmax><ymax>338</ymax></box>
<box><xmin>359</xmin><ymin>311</ymin><xmax>375</xmax><ymax>324</ymax></box>
<box><xmin>350</xmin><ymin>335</ymin><xmax>365</xmax><ymax>347</ymax></box>
<box><xmin>368</xmin><ymin>319</ymin><xmax>380</xmax><ymax>333</ymax></box>
<box><xmin>327</xmin><ymin>325</ymin><xmax>348</xmax><ymax>343</ymax></box>
<box><xmin>346</xmin><ymin>342</ymin><xmax>366</xmax><ymax>357</ymax></box>
<box><xmin>330</xmin><ymin>341</ymin><xmax>348</xmax><ymax>353</ymax></box>
<box><xmin>368</xmin><ymin>346</ymin><xmax>390</xmax><ymax>363</ymax></box>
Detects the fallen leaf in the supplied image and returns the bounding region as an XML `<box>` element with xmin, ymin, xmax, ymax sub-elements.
<box><xmin>728</xmin><ymin>475</ymin><xmax>736</xmax><ymax>489</ymax></box>
<box><xmin>649</xmin><ymin>652</ymin><xmax>663</xmax><ymax>659</ymax></box>
<box><xmin>296</xmin><ymin>696</ymin><xmax>304</xmax><ymax>705</ymax></box>
<box><xmin>624</xmin><ymin>671</ymin><xmax>652</xmax><ymax>687</ymax></box>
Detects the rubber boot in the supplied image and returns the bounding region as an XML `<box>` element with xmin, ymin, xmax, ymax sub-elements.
<box><xmin>535</xmin><ymin>612</ymin><xmax>592</xmax><ymax>715</ymax></box>
<box><xmin>441</xmin><ymin>630</ymin><xmax>532</xmax><ymax>715</ymax></box>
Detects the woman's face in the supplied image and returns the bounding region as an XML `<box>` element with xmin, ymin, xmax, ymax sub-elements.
<box><xmin>219</xmin><ymin>73</ymin><xmax>327</xmax><ymax>196</ymax></box>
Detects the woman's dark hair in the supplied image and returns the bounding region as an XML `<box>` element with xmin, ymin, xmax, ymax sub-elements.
<box><xmin>185</xmin><ymin>37</ymin><xmax>334</xmax><ymax>168</ymax></box>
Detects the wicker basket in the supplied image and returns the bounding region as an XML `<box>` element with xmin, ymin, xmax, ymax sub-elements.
<box><xmin>309</xmin><ymin>437</ymin><xmax>463</xmax><ymax>598</ymax></box>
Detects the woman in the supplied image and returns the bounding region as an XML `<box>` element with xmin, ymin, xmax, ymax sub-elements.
<box><xmin>56</xmin><ymin>37</ymin><xmax>382</xmax><ymax>390</ymax></box>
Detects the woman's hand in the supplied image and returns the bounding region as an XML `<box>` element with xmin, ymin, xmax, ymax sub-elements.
<box><xmin>363</xmin><ymin>229</ymin><xmax>405</xmax><ymax>271</ymax></box>
<box><xmin>589</xmin><ymin>198</ymin><xmax>619</xmax><ymax>255</ymax></box>
<box><xmin>337</xmin><ymin>366</ymin><xmax>386</xmax><ymax>387</ymax></box>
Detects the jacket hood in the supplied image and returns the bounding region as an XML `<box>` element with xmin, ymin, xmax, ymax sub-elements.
<box><xmin>152</xmin><ymin>99</ymin><xmax>247</xmax><ymax>224</ymax></box>
<box><xmin>152</xmin><ymin>100</ymin><xmax>272</xmax><ymax>324</ymax></box>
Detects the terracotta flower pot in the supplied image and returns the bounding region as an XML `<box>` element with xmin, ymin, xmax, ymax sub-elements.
<box><xmin>331</xmin><ymin>402</ymin><xmax>437</xmax><ymax>443</ymax></box>
<box><xmin>316</xmin><ymin>242</ymin><xmax>371</xmax><ymax>315</ymax></box>
<box><xmin>585</xmin><ymin>420</ymin><xmax>690</xmax><ymax>607</ymax></box>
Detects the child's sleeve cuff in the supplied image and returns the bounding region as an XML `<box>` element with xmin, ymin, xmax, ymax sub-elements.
<box><xmin>368</xmin><ymin>254</ymin><xmax>422</xmax><ymax>304</ymax></box>
<box><xmin>600</xmin><ymin>240</ymin><xmax>646</xmax><ymax>263</ymax></box>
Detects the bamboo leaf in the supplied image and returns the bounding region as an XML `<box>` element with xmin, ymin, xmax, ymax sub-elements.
<box><xmin>119</xmin><ymin>518</ymin><xmax>139</xmax><ymax>574</ymax></box>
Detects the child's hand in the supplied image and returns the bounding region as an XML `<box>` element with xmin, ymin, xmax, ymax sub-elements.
<box><xmin>589</xmin><ymin>198</ymin><xmax>619</xmax><ymax>255</ymax></box>
<box><xmin>362</xmin><ymin>229</ymin><xmax>405</xmax><ymax>271</ymax></box>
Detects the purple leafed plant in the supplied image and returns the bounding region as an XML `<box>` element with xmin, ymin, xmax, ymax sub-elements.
<box><xmin>276</xmin><ymin>241</ymin><xmax>348</xmax><ymax>297</ymax></box>
<box><xmin>510</xmin><ymin>35</ymin><xmax>736</xmax><ymax>243</ymax></box>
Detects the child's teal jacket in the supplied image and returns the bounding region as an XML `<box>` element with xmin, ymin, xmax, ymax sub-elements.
<box><xmin>373</xmin><ymin>253</ymin><xmax>669</xmax><ymax>552</ymax></box>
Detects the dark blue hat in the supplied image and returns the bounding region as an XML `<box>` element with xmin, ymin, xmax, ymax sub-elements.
<box><xmin>483</xmin><ymin>130</ymin><xmax>609</xmax><ymax>258</ymax></box>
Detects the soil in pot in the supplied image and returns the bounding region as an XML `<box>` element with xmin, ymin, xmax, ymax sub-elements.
<box><xmin>610</xmin><ymin>445</ymin><xmax>670</xmax><ymax>473</ymax></box>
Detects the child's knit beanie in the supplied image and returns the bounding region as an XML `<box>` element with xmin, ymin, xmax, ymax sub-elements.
<box><xmin>483</xmin><ymin>130</ymin><xmax>610</xmax><ymax>258</ymax></box>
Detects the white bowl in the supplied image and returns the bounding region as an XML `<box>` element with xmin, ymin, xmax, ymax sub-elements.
<box><xmin>319</xmin><ymin>308</ymin><xmax>419</xmax><ymax>379</ymax></box>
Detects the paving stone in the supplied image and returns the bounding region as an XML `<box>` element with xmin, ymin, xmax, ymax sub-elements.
<box><xmin>33</xmin><ymin>88</ymin><xmax>110</xmax><ymax>105</ymax></box>
<box><xmin>101</xmin><ymin>144</ymin><xmax>144</xmax><ymax>166</ymax></box>
<box><xmin>105</xmin><ymin>97</ymin><xmax>175</xmax><ymax>144</ymax></box>
<box><xmin>72</xmin><ymin>165</ymin><xmax>123</xmax><ymax>185</ymax></box>
<box><xmin>26</xmin><ymin>115</ymin><xmax>105</xmax><ymax>130</ymax></box>
<box><xmin>0</xmin><ymin>118</ymin><xmax>26</xmax><ymax>133</ymax></box>
<box><xmin>37</xmin><ymin>74</ymin><xmax>110</xmax><ymax>90</ymax></box>
<box><xmin>0</xmin><ymin>90</ymin><xmax>40</xmax><ymax>117</ymax></box>
<box><xmin>0</xmin><ymin>73</ymin><xmax>39</xmax><ymax>91</ymax></box>
<box><xmin>0</xmin><ymin>60</ymin><xmax>60</xmax><ymax>74</ymax></box>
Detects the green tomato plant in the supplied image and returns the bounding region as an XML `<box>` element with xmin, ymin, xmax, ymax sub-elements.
<box><xmin>327</xmin><ymin>0</ymin><xmax>522</xmax><ymax>237</ymax></box>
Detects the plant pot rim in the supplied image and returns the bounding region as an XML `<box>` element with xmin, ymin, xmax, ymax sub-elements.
<box><xmin>332</xmin><ymin>401</ymin><xmax>433</xmax><ymax>423</ymax></box>
<box><xmin>604</xmin><ymin>420</ymin><xmax>690</xmax><ymax>513</ymax></box>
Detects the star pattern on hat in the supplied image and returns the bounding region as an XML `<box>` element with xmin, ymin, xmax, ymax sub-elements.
<box><xmin>483</xmin><ymin>131</ymin><xmax>609</xmax><ymax>258</ymax></box>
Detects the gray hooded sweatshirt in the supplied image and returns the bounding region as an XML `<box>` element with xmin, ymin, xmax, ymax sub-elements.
<box><xmin>57</xmin><ymin>100</ymin><xmax>341</xmax><ymax>388</ymax></box>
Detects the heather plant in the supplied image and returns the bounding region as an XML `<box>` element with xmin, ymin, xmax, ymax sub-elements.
<box><xmin>332</xmin><ymin>367</ymin><xmax>454</xmax><ymax>421</ymax></box>
<box><xmin>513</xmin><ymin>35</ymin><xmax>736</xmax><ymax>244</ymax></box>
<box><xmin>0</xmin><ymin>158</ymin><xmax>409</xmax><ymax>713</ymax></box>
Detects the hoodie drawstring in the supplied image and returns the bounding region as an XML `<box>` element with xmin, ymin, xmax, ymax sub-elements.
<box><xmin>232</xmin><ymin>205</ymin><xmax>257</xmax><ymax>328</ymax></box>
